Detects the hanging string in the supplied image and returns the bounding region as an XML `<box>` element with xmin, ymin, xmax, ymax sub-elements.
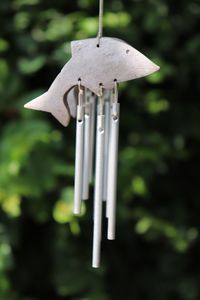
<box><xmin>98</xmin><ymin>84</ymin><xmax>104</xmax><ymax>129</ymax></box>
<box><xmin>77</xmin><ymin>79</ymin><xmax>84</xmax><ymax>121</ymax></box>
<box><xmin>98</xmin><ymin>84</ymin><xmax>104</xmax><ymax>113</ymax></box>
<box><xmin>97</xmin><ymin>0</ymin><xmax>104</xmax><ymax>47</ymax></box>
<box><xmin>112</xmin><ymin>80</ymin><xmax>119</xmax><ymax>119</ymax></box>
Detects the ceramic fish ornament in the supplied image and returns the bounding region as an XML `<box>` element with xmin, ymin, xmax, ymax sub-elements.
<box><xmin>24</xmin><ymin>0</ymin><xmax>160</xmax><ymax>268</ymax></box>
<box><xmin>24</xmin><ymin>37</ymin><xmax>159</xmax><ymax>126</ymax></box>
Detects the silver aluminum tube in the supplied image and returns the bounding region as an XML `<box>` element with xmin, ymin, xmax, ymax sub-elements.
<box><xmin>92</xmin><ymin>114</ymin><xmax>105</xmax><ymax>268</ymax></box>
<box><xmin>107</xmin><ymin>103</ymin><xmax>120</xmax><ymax>240</ymax></box>
<box><xmin>73</xmin><ymin>105</ymin><xmax>84</xmax><ymax>215</ymax></box>
<box><xmin>82</xmin><ymin>110</ymin><xmax>91</xmax><ymax>200</ymax></box>
<box><xmin>103</xmin><ymin>100</ymin><xmax>111</xmax><ymax>201</ymax></box>
<box><xmin>89</xmin><ymin>95</ymin><xmax>96</xmax><ymax>183</ymax></box>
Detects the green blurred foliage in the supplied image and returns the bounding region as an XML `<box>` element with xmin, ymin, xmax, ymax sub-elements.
<box><xmin>0</xmin><ymin>0</ymin><xmax>200</xmax><ymax>299</ymax></box>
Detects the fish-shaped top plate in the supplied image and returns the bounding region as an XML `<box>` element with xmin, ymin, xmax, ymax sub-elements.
<box><xmin>25</xmin><ymin>37</ymin><xmax>159</xmax><ymax>126</ymax></box>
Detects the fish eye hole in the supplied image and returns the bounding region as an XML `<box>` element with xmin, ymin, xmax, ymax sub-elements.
<box><xmin>126</xmin><ymin>49</ymin><xmax>130</xmax><ymax>54</ymax></box>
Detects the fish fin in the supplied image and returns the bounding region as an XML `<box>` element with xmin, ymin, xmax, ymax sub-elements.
<box><xmin>71</xmin><ymin>40</ymin><xmax>83</xmax><ymax>56</ymax></box>
<box><xmin>24</xmin><ymin>92</ymin><xmax>50</xmax><ymax>112</ymax></box>
<box><xmin>24</xmin><ymin>92</ymin><xmax>70</xmax><ymax>127</ymax></box>
<box><xmin>71</xmin><ymin>39</ymin><xmax>94</xmax><ymax>56</ymax></box>
<box><xmin>51</xmin><ymin>107</ymin><xmax>70</xmax><ymax>127</ymax></box>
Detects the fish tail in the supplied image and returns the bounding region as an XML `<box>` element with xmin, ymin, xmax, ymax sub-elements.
<box><xmin>24</xmin><ymin>92</ymin><xmax>70</xmax><ymax>127</ymax></box>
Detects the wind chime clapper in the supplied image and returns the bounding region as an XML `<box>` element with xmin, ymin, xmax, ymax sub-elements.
<box><xmin>24</xmin><ymin>0</ymin><xmax>160</xmax><ymax>268</ymax></box>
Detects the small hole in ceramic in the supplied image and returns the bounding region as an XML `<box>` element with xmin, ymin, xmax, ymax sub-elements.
<box><xmin>126</xmin><ymin>49</ymin><xmax>130</xmax><ymax>54</ymax></box>
<box><xmin>113</xmin><ymin>115</ymin><xmax>118</xmax><ymax>121</ymax></box>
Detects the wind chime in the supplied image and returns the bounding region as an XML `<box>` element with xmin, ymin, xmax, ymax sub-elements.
<box><xmin>24</xmin><ymin>0</ymin><xmax>159</xmax><ymax>267</ymax></box>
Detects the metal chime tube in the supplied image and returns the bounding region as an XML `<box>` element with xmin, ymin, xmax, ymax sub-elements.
<box><xmin>103</xmin><ymin>99</ymin><xmax>111</xmax><ymax>201</ymax></box>
<box><xmin>74</xmin><ymin>83</ymin><xmax>84</xmax><ymax>215</ymax></box>
<box><xmin>107</xmin><ymin>86</ymin><xmax>120</xmax><ymax>240</ymax></box>
<box><xmin>92</xmin><ymin>89</ymin><xmax>105</xmax><ymax>268</ymax></box>
<box><xmin>82</xmin><ymin>89</ymin><xmax>91</xmax><ymax>200</ymax></box>
<box><xmin>89</xmin><ymin>94</ymin><xmax>96</xmax><ymax>183</ymax></box>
